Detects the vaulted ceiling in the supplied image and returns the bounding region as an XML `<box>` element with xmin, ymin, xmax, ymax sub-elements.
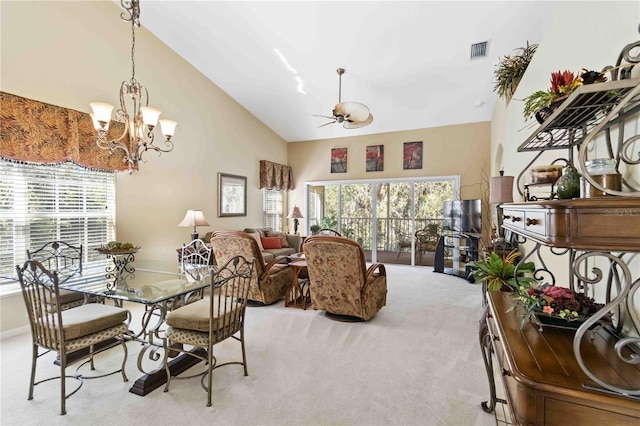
<box><xmin>141</xmin><ymin>1</ymin><xmax>558</xmax><ymax>142</ymax></box>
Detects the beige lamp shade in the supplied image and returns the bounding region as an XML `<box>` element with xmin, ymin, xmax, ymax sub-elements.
<box><xmin>287</xmin><ymin>206</ymin><xmax>304</xmax><ymax>219</ymax></box>
<box><xmin>178</xmin><ymin>209</ymin><xmax>210</xmax><ymax>240</ymax></box>
<box><xmin>489</xmin><ymin>176</ymin><xmax>514</xmax><ymax>204</ymax></box>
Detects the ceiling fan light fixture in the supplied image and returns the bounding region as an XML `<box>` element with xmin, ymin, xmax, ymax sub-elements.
<box><xmin>315</xmin><ymin>68</ymin><xmax>373</xmax><ymax>129</ymax></box>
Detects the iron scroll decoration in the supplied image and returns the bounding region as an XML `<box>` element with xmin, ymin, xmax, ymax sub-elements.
<box><xmin>572</xmin><ymin>252</ymin><xmax>640</xmax><ymax>397</ymax></box>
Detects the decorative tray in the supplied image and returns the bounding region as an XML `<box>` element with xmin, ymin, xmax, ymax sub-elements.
<box><xmin>96</xmin><ymin>243</ymin><xmax>141</xmax><ymax>254</ymax></box>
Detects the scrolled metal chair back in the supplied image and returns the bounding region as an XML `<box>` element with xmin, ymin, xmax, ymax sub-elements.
<box><xmin>209</xmin><ymin>255</ymin><xmax>255</xmax><ymax>342</ymax></box>
<box><xmin>16</xmin><ymin>260</ymin><xmax>64</xmax><ymax>350</ymax></box>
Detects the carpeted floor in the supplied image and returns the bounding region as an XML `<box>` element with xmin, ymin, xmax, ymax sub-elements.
<box><xmin>0</xmin><ymin>265</ymin><xmax>498</xmax><ymax>426</ymax></box>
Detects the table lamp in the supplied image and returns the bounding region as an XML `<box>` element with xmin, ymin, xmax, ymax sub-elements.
<box><xmin>287</xmin><ymin>206</ymin><xmax>304</xmax><ymax>235</ymax></box>
<box><xmin>489</xmin><ymin>169</ymin><xmax>514</xmax><ymax>241</ymax></box>
<box><xmin>178</xmin><ymin>209</ymin><xmax>210</xmax><ymax>241</ymax></box>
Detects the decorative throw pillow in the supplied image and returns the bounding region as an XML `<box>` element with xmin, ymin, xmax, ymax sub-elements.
<box><xmin>247</xmin><ymin>232</ymin><xmax>264</xmax><ymax>251</ymax></box>
<box><xmin>260</xmin><ymin>237</ymin><xmax>282</xmax><ymax>249</ymax></box>
<box><xmin>265</xmin><ymin>230</ymin><xmax>290</xmax><ymax>248</ymax></box>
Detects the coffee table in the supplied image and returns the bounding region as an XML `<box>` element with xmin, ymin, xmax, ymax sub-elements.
<box><xmin>286</xmin><ymin>259</ymin><xmax>311</xmax><ymax>309</ymax></box>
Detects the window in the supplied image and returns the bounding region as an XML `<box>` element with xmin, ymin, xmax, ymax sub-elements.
<box><xmin>0</xmin><ymin>160</ymin><xmax>116</xmax><ymax>283</ymax></box>
<box><xmin>263</xmin><ymin>189</ymin><xmax>283</xmax><ymax>231</ymax></box>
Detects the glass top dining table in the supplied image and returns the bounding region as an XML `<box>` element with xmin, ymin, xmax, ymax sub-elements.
<box><xmin>58</xmin><ymin>258</ymin><xmax>212</xmax><ymax>306</ymax></box>
<box><xmin>56</xmin><ymin>258</ymin><xmax>214</xmax><ymax>396</ymax></box>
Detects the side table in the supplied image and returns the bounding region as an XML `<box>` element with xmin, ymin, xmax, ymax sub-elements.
<box><xmin>286</xmin><ymin>260</ymin><xmax>311</xmax><ymax>309</ymax></box>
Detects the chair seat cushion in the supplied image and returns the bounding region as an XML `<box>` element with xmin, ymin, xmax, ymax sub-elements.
<box><xmin>59</xmin><ymin>304</ymin><xmax>129</xmax><ymax>340</ymax></box>
<box><xmin>166</xmin><ymin>297</ymin><xmax>239</xmax><ymax>332</ymax></box>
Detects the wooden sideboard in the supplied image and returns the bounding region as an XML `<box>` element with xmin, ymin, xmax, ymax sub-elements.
<box><xmin>486</xmin><ymin>291</ymin><xmax>640</xmax><ymax>425</ymax></box>
<box><xmin>480</xmin><ymin>197</ymin><xmax>640</xmax><ymax>424</ymax></box>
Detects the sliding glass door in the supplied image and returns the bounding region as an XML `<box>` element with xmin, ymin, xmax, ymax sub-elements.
<box><xmin>306</xmin><ymin>176</ymin><xmax>457</xmax><ymax>266</ymax></box>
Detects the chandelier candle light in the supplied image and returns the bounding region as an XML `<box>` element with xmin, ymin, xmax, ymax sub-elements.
<box><xmin>90</xmin><ymin>0</ymin><xmax>177</xmax><ymax>171</ymax></box>
<box><xmin>178</xmin><ymin>210</ymin><xmax>210</xmax><ymax>241</ymax></box>
<box><xmin>287</xmin><ymin>206</ymin><xmax>304</xmax><ymax>235</ymax></box>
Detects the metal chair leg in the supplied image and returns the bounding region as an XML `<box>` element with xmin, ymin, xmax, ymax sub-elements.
<box><xmin>28</xmin><ymin>344</ymin><xmax>37</xmax><ymax>401</ymax></box>
<box><xmin>60</xmin><ymin>351</ymin><xmax>66</xmax><ymax>415</ymax></box>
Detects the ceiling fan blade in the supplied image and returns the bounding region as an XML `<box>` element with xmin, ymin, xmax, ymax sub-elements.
<box><xmin>313</xmin><ymin>114</ymin><xmax>336</xmax><ymax>120</ymax></box>
<box><xmin>339</xmin><ymin>102</ymin><xmax>370</xmax><ymax>122</ymax></box>
<box><xmin>317</xmin><ymin>121</ymin><xmax>336</xmax><ymax>128</ymax></box>
<box><xmin>343</xmin><ymin>113</ymin><xmax>373</xmax><ymax>129</ymax></box>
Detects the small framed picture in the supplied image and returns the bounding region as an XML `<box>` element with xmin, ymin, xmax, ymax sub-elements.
<box><xmin>403</xmin><ymin>141</ymin><xmax>423</xmax><ymax>170</ymax></box>
<box><xmin>366</xmin><ymin>145</ymin><xmax>384</xmax><ymax>172</ymax></box>
<box><xmin>331</xmin><ymin>148</ymin><xmax>348</xmax><ymax>173</ymax></box>
<box><xmin>218</xmin><ymin>172</ymin><xmax>247</xmax><ymax>217</ymax></box>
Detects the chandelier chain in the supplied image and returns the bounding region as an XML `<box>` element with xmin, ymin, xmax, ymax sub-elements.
<box><xmin>130</xmin><ymin>18</ymin><xmax>136</xmax><ymax>81</ymax></box>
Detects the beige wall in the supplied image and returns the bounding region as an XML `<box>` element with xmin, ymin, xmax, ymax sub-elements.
<box><xmin>287</xmin><ymin>122</ymin><xmax>491</xmax><ymax>233</ymax></box>
<box><xmin>1</xmin><ymin>0</ymin><xmax>287</xmax><ymax>333</ymax></box>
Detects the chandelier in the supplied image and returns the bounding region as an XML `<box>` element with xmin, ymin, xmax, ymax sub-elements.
<box><xmin>90</xmin><ymin>0</ymin><xmax>176</xmax><ymax>171</ymax></box>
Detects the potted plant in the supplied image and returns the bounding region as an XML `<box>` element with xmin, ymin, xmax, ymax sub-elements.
<box><xmin>493</xmin><ymin>42</ymin><xmax>538</xmax><ymax>100</ymax></box>
<box><xmin>468</xmin><ymin>250</ymin><xmax>536</xmax><ymax>292</ymax></box>
<box><xmin>310</xmin><ymin>224</ymin><xmax>321</xmax><ymax>235</ymax></box>
<box><xmin>522</xmin><ymin>69</ymin><xmax>606</xmax><ymax>122</ymax></box>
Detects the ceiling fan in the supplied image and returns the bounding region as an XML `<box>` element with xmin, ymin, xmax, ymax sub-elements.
<box><xmin>314</xmin><ymin>68</ymin><xmax>373</xmax><ymax>129</ymax></box>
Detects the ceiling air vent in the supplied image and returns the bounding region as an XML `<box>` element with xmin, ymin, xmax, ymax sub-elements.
<box><xmin>470</xmin><ymin>41</ymin><xmax>488</xmax><ymax>60</ymax></box>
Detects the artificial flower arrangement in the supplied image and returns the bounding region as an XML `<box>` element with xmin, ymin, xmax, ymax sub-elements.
<box><xmin>512</xmin><ymin>282</ymin><xmax>606</xmax><ymax>329</ymax></box>
<box><xmin>522</xmin><ymin>68</ymin><xmax>607</xmax><ymax>122</ymax></box>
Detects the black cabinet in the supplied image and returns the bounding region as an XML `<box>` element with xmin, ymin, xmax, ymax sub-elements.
<box><xmin>434</xmin><ymin>231</ymin><xmax>479</xmax><ymax>282</ymax></box>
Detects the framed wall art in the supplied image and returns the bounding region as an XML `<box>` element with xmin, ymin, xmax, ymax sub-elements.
<box><xmin>331</xmin><ymin>148</ymin><xmax>348</xmax><ymax>173</ymax></box>
<box><xmin>218</xmin><ymin>172</ymin><xmax>247</xmax><ymax>217</ymax></box>
<box><xmin>366</xmin><ymin>145</ymin><xmax>384</xmax><ymax>172</ymax></box>
<box><xmin>403</xmin><ymin>141</ymin><xmax>423</xmax><ymax>170</ymax></box>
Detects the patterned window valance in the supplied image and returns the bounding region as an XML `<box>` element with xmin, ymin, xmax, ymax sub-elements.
<box><xmin>259</xmin><ymin>160</ymin><xmax>294</xmax><ymax>191</ymax></box>
<box><xmin>0</xmin><ymin>91</ymin><xmax>129</xmax><ymax>172</ymax></box>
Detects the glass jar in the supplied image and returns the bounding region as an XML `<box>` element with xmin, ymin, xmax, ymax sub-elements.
<box><xmin>585</xmin><ymin>158</ymin><xmax>617</xmax><ymax>175</ymax></box>
<box><xmin>583</xmin><ymin>158</ymin><xmax>621</xmax><ymax>197</ymax></box>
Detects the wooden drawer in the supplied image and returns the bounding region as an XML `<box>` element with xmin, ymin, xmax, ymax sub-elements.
<box><xmin>522</xmin><ymin>209</ymin><xmax>547</xmax><ymax>237</ymax></box>
<box><xmin>502</xmin><ymin>209</ymin><xmax>524</xmax><ymax>230</ymax></box>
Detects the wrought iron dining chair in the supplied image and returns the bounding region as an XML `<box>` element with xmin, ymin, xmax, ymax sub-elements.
<box><xmin>180</xmin><ymin>238</ymin><xmax>213</xmax><ymax>283</ymax></box>
<box><xmin>26</xmin><ymin>241</ymin><xmax>98</xmax><ymax>309</ymax></box>
<box><xmin>16</xmin><ymin>260</ymin><xmax>130</xmax><ymax>415</ymax></box>
<box><xmin>163</xmin><ymin>255</ymin><xmax>255</xmax><ymax>407</ymax></box>
<box><xmin>176</xmin><ymin>238</ymin><xmax>213</xmax><ymax>308</ymax></box>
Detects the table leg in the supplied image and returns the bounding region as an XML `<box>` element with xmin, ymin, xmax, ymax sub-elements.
<box><xmin>286</xmin><ymin>266</ymin><xmax>311</xmax><ymax>309</ymax></box>
<box><xmin>129</xmin><ymin>300</ymin><xmax>205</xmax><ymax>396</ymax></box>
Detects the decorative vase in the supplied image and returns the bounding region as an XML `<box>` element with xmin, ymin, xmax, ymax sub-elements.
<box><xmin>556</xmin><ymin>165</ymin><xmax>581</xmax><ymax>199</ymax></box>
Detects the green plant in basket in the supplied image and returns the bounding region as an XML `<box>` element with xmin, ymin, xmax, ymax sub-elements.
<box><xmin>493</xmin><ymin>42</ymin><xmax>538</xmax><ymax>99</ymax></box>
<box><xmin>468</xmin><ymin>250</ymin><xmax>537</xmax><ymax>292</ymax></box>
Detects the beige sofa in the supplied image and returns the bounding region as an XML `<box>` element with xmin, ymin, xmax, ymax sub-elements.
<box><xmin>203</xmin><ymin>227</ymin><xmax>301</xmax><ymax>262</ymax></box>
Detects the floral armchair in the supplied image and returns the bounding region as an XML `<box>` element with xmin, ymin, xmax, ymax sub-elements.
<box><xmin>303</xmin><ymin>235</ymin><xmax>387</xmax><ymax>321</ymax></box>
<box><xmin>210</xmin><ymin>231</ymin><xmax>292</xmax><ymax>305</ymax></box>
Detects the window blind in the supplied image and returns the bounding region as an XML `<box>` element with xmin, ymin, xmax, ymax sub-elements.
<box><xmin>0</xmin><ymin>160</ymin><xmax>116</xmax><ymax>283</ymax></box>
<box><xmin>263</xmin><ymin>189</ymin><xmax>283</xmax><ymax>231</ymax></box>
